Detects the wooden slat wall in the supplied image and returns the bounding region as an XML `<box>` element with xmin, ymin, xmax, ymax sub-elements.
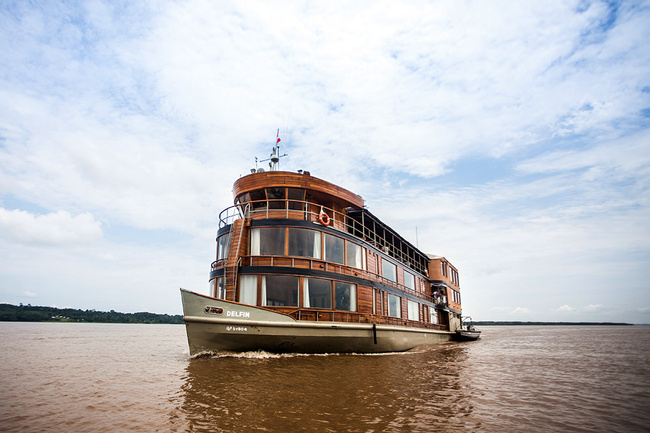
<box><xmin>357</xmin><ymin>285</ymin><xmax>373</xmax><ymax>315</ymax></box>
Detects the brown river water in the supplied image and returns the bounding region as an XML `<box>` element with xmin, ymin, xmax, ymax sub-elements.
<box><xmin>0</xmin><ymin>323</ymin><xmax>648</xmax><ymax>432</ymax></box>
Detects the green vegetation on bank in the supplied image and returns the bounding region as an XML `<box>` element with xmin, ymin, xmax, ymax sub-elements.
<box><xmin>0</xmin><ymin>303</ymin><xmax>183</xmax><ymax>324</ymax></box>
<box><xmin>472</xmin><ymin>321</ymin><xmax>633</xmax><ymax>326</ymax></box>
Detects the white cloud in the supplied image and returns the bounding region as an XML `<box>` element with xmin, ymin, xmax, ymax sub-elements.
<box><xmin>557</xmin><ymin>305</ymin><xmax>575</xmax><ymax>312</ymax></box>
<box><xmin>0</xmin><ymin>1</ymin><xmax>648</xmax><ymax>318</ymax></box>
<box><xmin>584</xmin><ymin>304</ymin><xmax>602</xmax><ymax>312</ymax></box>
<box><xmin>511</xmin><ymin>307</ymin><xmax>531</xmax><ymax>315</ymax></box>
<box><xmin>0</xmin><ymin>209</ymin><xmax>102</xmax><ymax>246</ymax></box>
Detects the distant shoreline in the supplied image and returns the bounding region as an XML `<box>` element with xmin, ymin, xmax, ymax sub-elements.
<box><xmin>0</xmin><ymin>303</ymin><xmax>183</xmax><ymax>324</ymax></box>
<box><xmin>0</xmin><ymin>304</ymin><xmax>640</xmax><ymax>326</ymax></box>
<box><xmin>472</xmin><ymin>321</ymin><xmax>635</xmax><ymax>326</ymax></box>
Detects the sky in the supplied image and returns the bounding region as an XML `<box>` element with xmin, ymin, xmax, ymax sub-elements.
<box><xmin>1</xmin><ymin>0</ymin><xmax>649</xmax><ymax>323</ymax></box>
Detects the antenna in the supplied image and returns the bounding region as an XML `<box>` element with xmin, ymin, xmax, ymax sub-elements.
<box><xmin>258</xmin><ymin>129</ymin><xmax>288</xmax><ymax>171</ymax></box>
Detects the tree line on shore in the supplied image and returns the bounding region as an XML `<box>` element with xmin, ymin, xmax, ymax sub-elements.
<box><xmin>0</xmin><ymin>303</ymin><xmax>183</xmax><ymax>324</ymax></box>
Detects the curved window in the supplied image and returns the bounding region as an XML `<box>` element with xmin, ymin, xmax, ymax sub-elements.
<box><xmin>288</xmin><ymin>228</ymin><xmax>321</xmax><ymax>259</ymax></box>
<box><xmin>263</xmin><ymin>275</ymin><xmax>298</xmax><ymax>307</ymax></box>
<box><xmin>303</xmin><ymin>278</ymin><xmax>332</xmax><ymax>309</ymax></box>
<box><xmin>324</xmin><ymin>233</ymin><xmax>344</xmax><ymax>265</ymax></box>
<box><xmin>217</xmin><ymin>233</ymin><xmax>231</xmax><ymax>261</ymax></box>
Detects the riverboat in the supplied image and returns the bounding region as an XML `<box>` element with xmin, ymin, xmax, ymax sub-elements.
<box><xmin>181</xmin><ymin>143</ymin><xmax>466</xmax><ymax>355</ymax></box>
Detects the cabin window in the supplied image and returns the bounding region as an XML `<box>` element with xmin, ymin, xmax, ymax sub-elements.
<box><xmin>288</xmin><ymin>228</ymin><xmax>321</xmax><ymax>259</ymax></box>
<box><xmin>217</xmin><ymin>233</ymin><xmax>231</xmax><ymax>260</ymax></box>
<box><xmin>287</xmin><ymin>188</ymin><xmax>305</xmax><ymax>210</ymax></box>
<box><xmin>324</xmin><ymin>233</ymin><xmax>344</xmax><ymax>265</ymax></box>
<box><xmin>382</xmin><ymin>258</ymin><xmax>397</xmax><ymax>282</ymax></box>
<box><xmin>346</xmin><ymin>242</ymin><xmax>362</xmax><ymax>269</ymax></box>
<box><xmin>239</xmin><ymin>275</ymin><xmax>257</xmax><ymax>305</ymax></box>
<box><xmin>249</xmin><ymin>189</ymin><xmax>267</xmax><ymax>210</ymax></box>
<box><xmin>266</xmin><ymin>187</ymin><xmax>285</xmax><ymax>209</ymax></box>
<box><xmin>404</xmin><ymin>271</ymin><xmax>415</xmax><ymax>290</ymax></box>
<box><xmin>335</xmin><ymin>281</ymin><xmax>357</xmax><ymax>311</ymax></box>
<box><xmin>303</xmin><ymin>278</ymin><xmax>332</xmax><ymax>309</ymax></box>
<box><xmin>430</xmin><ymin>308</ymin><xmax>438</xmax><ymax>324</ymax></box>
<box><xmin>387</xmin><ymin>293</ymin><xmax>401</xmax><ymax>318</ymax></box>
<box><xmin>263</xmin><ymin>275</ymin><xmax>298</xmax><ymax>307</ymax></box>
<box><xmin>251</xmin><ymin>227</ymin><xmax>285</xmax><ymax>256</ymax></box>
<box><xmin>407</xmin><ymin>300</ymin><xmax>419</xmax><ymax>321</ymax></box>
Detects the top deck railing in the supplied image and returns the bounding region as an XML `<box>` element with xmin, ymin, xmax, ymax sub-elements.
<box><xmin>218</xmin><ymin>198</ymin><xmax>429</xmax><ymax>276</ymax></box>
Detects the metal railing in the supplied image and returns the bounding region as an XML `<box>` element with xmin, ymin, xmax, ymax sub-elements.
<box><xmin>218</xmin><ymin>198</ymin><xmax>429</xmax><ymax>276</ymax></box>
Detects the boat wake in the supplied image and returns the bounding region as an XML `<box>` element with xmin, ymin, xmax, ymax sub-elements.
<box><xmin>191</xmin><ymin>349</ymin><xmax>419</xmax><ymax>359</ymax></box>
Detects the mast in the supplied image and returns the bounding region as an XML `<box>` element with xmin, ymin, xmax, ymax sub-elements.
<box><xmin>259</xmin><ymin>129</ymin><xmax>287</xmax><ymax>171</ymax></box>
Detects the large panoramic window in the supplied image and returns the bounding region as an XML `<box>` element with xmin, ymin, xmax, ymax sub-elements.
<box><xmin>251</xmin><ymin>227</ymin><xmax>285</xmax><ymax>256</ymax></box>
<box><xmin>324</xmin><ymin>233</ymin><xmax>344</xmax><ymax>264</ymax></box>
<box><xmin>263</xmin><ymin>275</ymin><xmax>299</xmax><ymax>307</ymax></box>
<box><xmin>249</xmin><ymin>189</ymin><xmax>267</xmax><ymax>210</ymax></box>
<box><xmin>382</xmin><ymin>258</ymin><xmax>397</xmax><ymax>282</ymax></box>
<box><xmin>266</xmin><ymin>187</ymin><xmax>285</xmax><ymax>209</ymax></box>
<box><xmin>217</xmin><ymin>233</ymin><xmax>231</xmax><ymax>261</ymax></box>
<box><xmin>407</xmin><ymin>300</ymin><xmax>419</xmax><ymax>321</ymax></box>
<box><xmin>387</xmin><ymin>293</ymin><xmax>401</xmax><ymax>318</ymax></box>
<box><xmin>239</xmin><ymin>275</ymin><xmax>257</xmax><ymax>305</ymax></box>
<box><xmin>335</xmin><ymin>281</ymin><xmax>357</xmax><ymax>311</ymax></box>
<box><xmin>404</xmin><ymin>271</ymin><xmax>415</xmax><ymax>290</ymax></box>
<box><xmin>287</xmin><ymin>188</ymin><xmax>305</xmax><ymax>210</ymax></box>
<box><xmin>346</xmin><ymin>242</ymin><xmax>362</xmax><ymax>269</ymax></box>
<box><xmin>303</xmin><ymin>278</ymin><xmax>332</xmax><ymax>309</ymax></box>
<box><xmin>288</xmin><ymin>228</ymin><xmax>321</xmax><ymax>259</ymax></box>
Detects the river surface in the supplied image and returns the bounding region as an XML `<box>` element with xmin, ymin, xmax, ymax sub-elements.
<box><xmin>0</xmin><ymin>323</ymin><xmax>648</xmax><ymax>432</ymax></box>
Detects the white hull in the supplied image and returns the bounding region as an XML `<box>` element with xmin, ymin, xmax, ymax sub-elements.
<box><xmin>181</xmin><ymin>289</ymin><xmax>453</xmax><ymax>355</ymax></box>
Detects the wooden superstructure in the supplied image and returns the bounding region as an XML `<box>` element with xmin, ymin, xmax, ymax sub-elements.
<box><xmin>207</xmin><ymin>170</ymin><xmax>463</xmax><ymax>332</ymax></box>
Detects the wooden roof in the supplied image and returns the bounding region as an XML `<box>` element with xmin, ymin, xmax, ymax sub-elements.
<box><xmin>232</xmin><ymin>171</ymin><xmax>365</xmax><ymax>208</ymax></box>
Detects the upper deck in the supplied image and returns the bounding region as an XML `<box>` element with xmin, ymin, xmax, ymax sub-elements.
<box><xmin>219</xmin><ymin>171</ymin><xmax>432</xmax><ymax>277</ymax></box>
